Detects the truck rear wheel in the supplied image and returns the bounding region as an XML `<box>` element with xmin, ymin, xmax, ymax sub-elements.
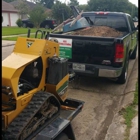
<box><xmin>130</xmin><ymin>45</ymin><xmax>137</xmax><ymax>59</ymax></box>
<box><xmin>116</xmin><ymin>58</ymin><xmax>129</xmax><ymax>84</ymax></box>
<box><xmin>55</xmin><ymin>132</ymin><xmax>69</xmax><ymax>140</ymax></box>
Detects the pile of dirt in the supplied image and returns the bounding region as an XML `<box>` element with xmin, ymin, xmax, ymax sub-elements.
<box><xmin>71</xmin><ymin>26</ymin><xmax>123</xmax><ymax>37</ymax></box>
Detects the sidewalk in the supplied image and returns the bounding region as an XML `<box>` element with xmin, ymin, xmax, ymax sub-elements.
<box><xmin>2</xmin><ymin>40</ymin><xmax>16</xmax><ymax>47</ymax></box>
<box><xmin>2</xmin><ymin>33</ymin><xmax>35</xmax><ymax>38</ymax></box>
<box><xmin>2</xmin><ymin>33</ymin><xmax>35</xmax><ymax>47</ymax></box>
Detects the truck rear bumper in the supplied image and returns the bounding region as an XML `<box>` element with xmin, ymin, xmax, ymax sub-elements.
<box><xmin>68</xmin><ymin>63</ymin><xmax>123</xmax><ymax>78</ymax></box>
<box><xmin>98</xmin><ymin>67</ymin><xmax>122</xmax><ymax>77</ymax></box>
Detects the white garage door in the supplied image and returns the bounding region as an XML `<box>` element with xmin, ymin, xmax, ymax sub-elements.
<box><xmin>2</xmin><ymin>12</ymin><xmax>9</xmax><ymax>26</ymax></box>
<box><xmin>10</xmin><ymin>13</ymin><xmax>19</xmax><ymax>26</ymax></box>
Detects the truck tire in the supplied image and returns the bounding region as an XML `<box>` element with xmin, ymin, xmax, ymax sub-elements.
<box><xmin>23</xmin><ymin>23</ymin><xmax>27</xmax><ymax>28</ymax></box>
<box><xmin>130</xmin><ymin>45</ymin><xmax>137</xmax><ymax>59</ymax></box>
<box><xmin>45</xmin><ymin>25</ymin><xmax>50</xmax><ymax>29</ymax></box>
<box><xmin>55</xmin><ymin>132</ymin><xmax>69</xmax><ymax>140</ymax></box>
<box><xmin>116</xmin><ymin>57</ymin><xmax>129</xmax><ymax>84</ymax></box>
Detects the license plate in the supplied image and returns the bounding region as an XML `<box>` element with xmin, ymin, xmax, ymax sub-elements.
<box><xmin>73</xmin><ymin>63</ymin><xmax>85</xmax><ymax>71</ymax></box>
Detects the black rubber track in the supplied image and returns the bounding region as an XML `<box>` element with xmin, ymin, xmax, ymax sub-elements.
<box><xmin>4</xmin><ymin>91</ymin><xmax>60</xmax><ymax>140</ymax></box>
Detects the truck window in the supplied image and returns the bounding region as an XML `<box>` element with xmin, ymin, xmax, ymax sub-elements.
<box><xmin>85</xmin><ymin>15</ymin><xmax>128</xmax><ymax>32</ymax></box>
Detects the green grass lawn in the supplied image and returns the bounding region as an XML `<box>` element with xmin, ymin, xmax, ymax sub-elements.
<box><xmin>2</xmin><ymin>27</ymin><xmax>51</xmax><ymax>36</ymax></box>
<box><xmin>2</xmin><ymin>34</ymin><xmax>44</xmax><ymax>41</ymax></box>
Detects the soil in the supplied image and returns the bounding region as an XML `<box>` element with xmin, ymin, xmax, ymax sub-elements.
<box><xmin>71</xmin><ymin>26</ymin><xmax>123</xmax><ymax>37</ymax></box>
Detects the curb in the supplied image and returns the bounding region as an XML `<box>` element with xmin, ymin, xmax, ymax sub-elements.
<box><xmin>105</xmin><ymin>57</ymin><xmax>138</xmax><ymax>140</ymax></box>
<box><xmin>120</xmin><ymin>57</ymin><xmax>138</xmax><ymax>110</ymax></box>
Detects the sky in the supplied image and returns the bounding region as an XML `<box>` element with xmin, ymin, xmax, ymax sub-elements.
<box><xmin>60</xmin><ymin>0</ymin><xmax>138</xmax><ymax>7</ymax></box>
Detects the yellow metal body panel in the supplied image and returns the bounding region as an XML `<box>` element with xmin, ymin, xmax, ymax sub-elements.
<box><xmin>2</xmin><ymin>53</ymin><xmax>39</xmax><ymax>99</ymax></box>
<box><xmin>2</xmin><ymin>53</ymin><xmax>39</xmax><ymax>69</ymax></box>
<box><xmin>14</xmin><ymin>37</ymin><xmax>58</xmax><ymax>56</ymax></box>
<box><xmin>2</xmin><ymin>37</ymin><xmax>61</xmax><ymax>128</ymax></box>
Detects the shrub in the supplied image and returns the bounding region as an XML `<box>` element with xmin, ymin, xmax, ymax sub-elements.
<box><xmin>16</xmin><ymin>19</ymin><xmax>23</xmax><ymax>27</ymax></box>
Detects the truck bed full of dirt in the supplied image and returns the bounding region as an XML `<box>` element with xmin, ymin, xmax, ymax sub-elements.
<box><xmin>71</xmin><ymin>26</ymin><xmax>123</xmax><ymax>37</ymax></box>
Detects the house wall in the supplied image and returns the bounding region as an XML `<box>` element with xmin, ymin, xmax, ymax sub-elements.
<box><xmin>2</xmin><ymin>11</ymin><xmax>20</xmax><ymax>27</ymax></box>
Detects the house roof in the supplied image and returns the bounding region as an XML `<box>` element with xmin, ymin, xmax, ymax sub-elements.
<box><xmin>10</xmin><ymin>0</ymin><xmax>36</xmax><ymax>10</ymax></box>
<box><xmin>2</xmin><ymin>0</ymin><xmax>18</xmax><ymax>12</ymax></box>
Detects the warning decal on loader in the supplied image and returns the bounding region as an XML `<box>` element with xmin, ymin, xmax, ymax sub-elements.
<box><xmin>27</xmin><ymin>42</ymin><xmax>33</xmax><ymax>48</ymax></box>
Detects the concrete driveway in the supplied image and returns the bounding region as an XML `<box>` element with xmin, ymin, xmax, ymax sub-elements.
<box><xmin>2</xmin><ymin>43</ymin><xmax>138</xmax><ymax>140</ymax></box>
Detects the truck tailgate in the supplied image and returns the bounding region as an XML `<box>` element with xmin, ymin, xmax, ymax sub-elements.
<box><xmin>71</xmin><ymin>37</ymin><xmax>115</xmax><ymax>65</ymax></box>
<box><xmin>50</xmin><ymin>34</ymin><xmax>116</xmax><ymax>66</ymax></box>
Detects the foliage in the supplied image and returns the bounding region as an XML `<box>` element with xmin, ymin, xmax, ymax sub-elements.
<box><xmin>31</xmin><ymin>0</ymin><xmax>55</xmax><ymax>8</ymax></box>
<box><xmin>29</xmin><ymin>4</ymin><xmax>47</xmax><ymax>28</ymax></box>
<box><xmin>68</xmin><ymin>0</ymin><xmax>79</xmax><ymax>6</ymax></box>
<box><xmin>3</xmin><ymin>0</ymin><xmax>15</xmax><ymax>2</ymax></box>
<box><xmin>52</xmin><ymin>1</ymin><xmax>72</xmax><ymax>23</ymax></box>
<box><xmin>78</xmin><ymin>4</ymin><xmax>88</xmax><ymax>12</ymax></box>
<box><xmin>16</xmin><ymin>19</ymin><xmax>23</xmax><ymax>27</ymax></box>
<box><xmin>41</xmin><ymin>0</ymin><xmax>55</xmax><ymax>8</ymax></box>
<box><xmin>86</xmin><ymin>0</ymin><xmax>138</xmax><ymax>17</ymax></box>
<box><xmin>15</xmin><ymin>0</ymin><xmax>30</xmax><ymax>19</ymax></box>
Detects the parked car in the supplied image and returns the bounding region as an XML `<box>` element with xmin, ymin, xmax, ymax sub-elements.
<box><xmin>22</xmin><ymin>19</ymin><xmax>57</xmax><ymax>29</ymax></box>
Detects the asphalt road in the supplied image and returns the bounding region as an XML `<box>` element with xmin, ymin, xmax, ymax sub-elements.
<box><xmin>2</xmin><ymin>45</ymin><xmax>137</xmax><ymax>140</ymax></box>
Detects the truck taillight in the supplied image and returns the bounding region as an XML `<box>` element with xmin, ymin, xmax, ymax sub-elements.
<box><xmin>114</xmin><ymin>43</ymin><xmax>124</xmax><ymax>63</ymax></box>
<box><xmin>52</xmin><ymin>21</ymin><xmax>55</xmax><ymax>24</ymax></box>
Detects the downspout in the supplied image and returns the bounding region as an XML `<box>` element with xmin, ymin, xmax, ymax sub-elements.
<box><xmin>8</xmin><ymin>12</ymin><xmax>11</xmax><ymax>26</ymax></box>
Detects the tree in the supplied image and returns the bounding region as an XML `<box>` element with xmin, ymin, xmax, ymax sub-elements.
<box><xmin>15</xmin><ymin>0</ymin><xmax>30</xmax><ymax>19</ymax></box>
<box><xmin>31</xmin><ymin>0</ymin><xmax>55</xmax><ymax>8</ymax></box>
<box><xmin>52</xmin><ymin>1</ymin><xmax>72</xmax><ymax>23</ymax></box>
<box><xmin>68</xmin><ymin>0</ymin><xmax>79</xmax><ymax>6</ymax></box>
<box><xmin>86</xmin><ymin>0</ymin><xmax>138</xmax><ymax>17</ymax></box>
<box><xmin>3</xmin><ymin>0</ymin><xmax>15</xmax><ymax>2</ymax></box>
<box><xmin>16</xmin><ymin>18</ymin><xmax>23</xmax><ymax>27</ymax></box>
<box><xmin>130</xmin><ymin>4</ymin><xmax>138</xmax><ymax>18</ymax></box>
<box><xmin>79</xmin><ymin>4</ymin><xmax>88</xmax><ymax>12</ymax></box>
<box><xmin>40</xmin><ymin>0</ymin><xmax>55</xmax><ymax>8</ymax></box>
<box><xmin>29</xmin><ymin>4</ymin><xmax>47</xmax><ymax>28</ymax></box>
